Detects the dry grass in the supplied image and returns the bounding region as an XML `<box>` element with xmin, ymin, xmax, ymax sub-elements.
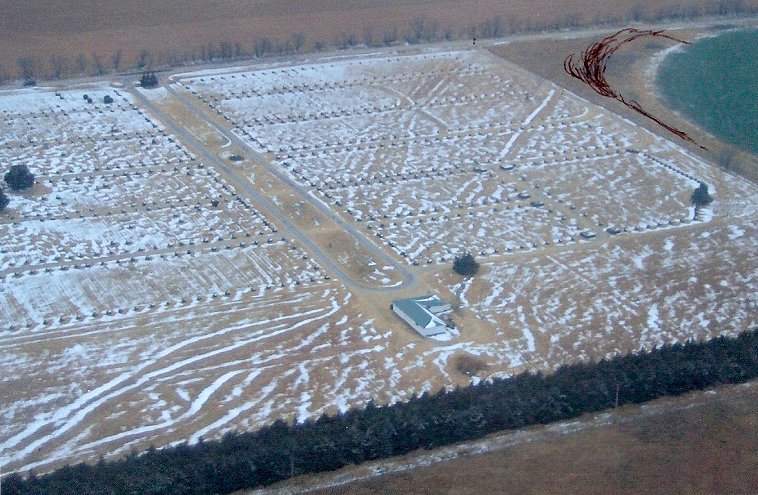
<box><xmin>3</xmin><ymin>1</ymin><xmax>757</xmax><ymax>80</ymax></box>
<box><xmin>299</xmin><ymin>381</ymin><xmax>758</xmax><ymax>495</ymax></box>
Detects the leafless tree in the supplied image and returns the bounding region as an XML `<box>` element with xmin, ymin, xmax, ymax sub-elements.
<box><xmin>92</xmin><ymin>52</ymin><xmax>106</xmax><ymax>75</ymax></box>
<box><xmin>111</xmin><ymin>50</ymin><xmax>122</xmax><ymax>71</ymax></box>
<box><xmin>17</xmin><ymin>56</ymin><xmax>41</xmax><ymax>81</ymax></box>
<box><xmin>292</xmin><ymin>33</ymin><xmax>305</xmax><ymax>52</ymax></box>
<box><xmin>335</xmin><ymin>32</ymin><xmax>357</xmax><ymax>49</ymax></box>
<box><xmin>48</xmin><ymin>54</ymin><xmax>68</xmax><ymax>79</ymax></box>
<box><xmin>382</xmin><ymin>25</ymin><xmax>398</xmax><ymax>45</ymax></box>
<box><xmin>253</xmin><ymin>38</ymin><xmax>271</xmax><ymax>57</ymax></box>
<box><xmin>137</xmin><ymin>50</ymin><xmax>152</xmax><ymax>68</ymax></box>
<box><xmin>362</xmin><ymin>26</ymin><xmax>374</xmax><ymax>47</ymax></box>
<box><xmin>75</xmin><ymin>53</ymin><xmax>87</xmax><ymax>74</ymax></box>
<box><xmin>409</xmin><ymin>16</ymin><xmax>426</xmax><ymax>43</ymax></box>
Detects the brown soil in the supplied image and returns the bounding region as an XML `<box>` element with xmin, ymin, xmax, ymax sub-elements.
<box><xmin>263</xmin><ymin>381</ymin><xmax>758</xmax><ymax>495</ymax></box>
<box><xmin>4</xmin><ymin>1</ymin><xmax>758</xmax><ymax>81</ymax></box>
<box><xmin>490</xmin><ymin>22</ymin><xmax>758</xmax><ymax>181</ymax></box>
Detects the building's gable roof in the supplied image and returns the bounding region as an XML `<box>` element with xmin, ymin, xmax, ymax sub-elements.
<box><xmin>412</xmin><ymin>295</ymin><xmax>447</xmax><ymax>310</ymax></box>
<box><xmin>393</xmin><ymin>295</ymin><xmax>447</xmax><ymax>330</ymax></box>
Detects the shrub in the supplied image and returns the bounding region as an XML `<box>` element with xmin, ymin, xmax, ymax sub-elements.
<box><xmin>0</xmin><ymin>188</ymin><xmax>9</xmax><ymax>211</ymax></box>
<box><xmin>140</xmin><ymin>72</ymin><xmax>159</xmax><ymax>88</ymax></box>
<box><xmin>453</xmin><ymin>252</ymin><xmax>479</xmax><ymax>277</ymax></box>
<box><xmin>4</xmin><ymin>164</ymin><xmax>35</xmax><ymax>191</ymax></box>
<box><xmin>691</xmin><ymin>183</ymin><xmax>713</xmax><ymax>206</ymax></box>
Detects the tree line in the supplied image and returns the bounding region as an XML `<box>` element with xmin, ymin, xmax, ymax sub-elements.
<box><xmin>2</xmin><ymin>0</ymin><xmax>755</xmax><ymax>86</ymax></box>
<box><xmin>3</xmin><ymin>327</ymin><xmax>757</xmax><ymax>495</ymax></box>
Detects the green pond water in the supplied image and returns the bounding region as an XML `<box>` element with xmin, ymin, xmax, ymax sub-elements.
<box><xmin>656</xmin><ymin>28</ymin><xmax>758</xmax><ymax>154</ymax></box>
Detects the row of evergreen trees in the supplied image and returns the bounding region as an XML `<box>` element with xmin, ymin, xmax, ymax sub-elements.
<box><xmin>3</xmin><ymin>328</ymin><xmax>757</xmax><ymax>495</ymax></box>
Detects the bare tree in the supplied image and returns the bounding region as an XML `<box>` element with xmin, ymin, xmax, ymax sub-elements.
<box><xmin>111</xmin><ymin>50</ymin><xmax>122</xmax><ymax>71</ymax></box>
<box><xmin>383</xmin><ymin>25</ymin><xmax>398</xmax><ymax>45</ymax></box>
<box><xmin>75</xmin><ymin>53</ymin><xmax>87</xmax><ymax>74</ymax></box>
<box><xmin>218</xmin><ymin>41</ymin><xmax>232</xmax><ymax>59</ymax></box>
<box><xmin>253</xmin><ymin>38</ymin><xmax>272</xmax><ymax>57</ymax></box>
<box><xmin>363</xmin><ymin>26</ymin><xmax>374</xmax><ymax>47</ymax></box>
<box><xmin>92</xmin><ymin>52</ymin><xmax>106</xmax><ymax>75</ymax></box>
<box><xmin>292</xmin><ymin>33</ymin><xmax>305</xmax><ymax>52</ymax></box>
<box><xmin>17</xmin><ymin>56</ymin><xmax>41</xmax><ymax>81</ymax></box>
<box><xmin>335</xmin><ymin>32</ymin><xmax>357</xmax><ymax>50</ymax></box>
<box><xmin>409</xmin><ymin>16</ymin><xmax>426</xmax><ymax>43</ymax></box>
<box><xmin>48</xmin><ymin>54</ymin><xmax>68</xmax><ymax>79</ymax></box>
<box><xmin>137</xmin><ymin>50</ymin><xmax>152</xmax><ymax>68</ymax></box>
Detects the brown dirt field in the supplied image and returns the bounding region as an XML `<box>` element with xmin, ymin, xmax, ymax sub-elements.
<box><xmin>3</xmin><ymin>1</ymin><xmax>758</xmax><ymax>81</ymax></box>
<box><xmin>262</xmin><ymin>381</ymin><xmax>758</xmax><ymax>495</ymax></box>
<box><xmin>489</xmin><ymin>20</ymin><xmax>758</xmax><ymax>181</ymax></box>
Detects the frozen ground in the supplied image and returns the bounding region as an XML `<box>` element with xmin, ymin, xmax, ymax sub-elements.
<box><xmin>180</xmin><ymin>49</ymin><xmax>727</xmax><ymax>265</ymax></box>
<box><xmin>1</xmin><ymin>46</ymin><xmax>757</xmax><ymax>476</ymax></box>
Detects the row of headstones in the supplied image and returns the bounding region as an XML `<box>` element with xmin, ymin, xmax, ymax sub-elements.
<box><xmin>4</xmin><ymin>128</ymin><xmax>173</xmax><ymax>152</ymax></box>
<box><xmin>642</xmin><ymin>152</ymin><xmax>703</xmax><ymax>184</ymax></box>
<box><xmin>10</xmin><ymin>122</ymin><xmax>164</xmax><ymax>148</ymax></box>
<box><xmin>7</xmin><ymin>272</ymin><xmax>331</xmax><ymax>331</ymax></box>
<box><xmin>614</xmin><ymin>216</ymin><xmax>698</xmax><ymax>235</ymax></box>
<box><xmin>4</xmin><ymin>190</ymin><xmax>253</xmax><ymax>232</ymax></box>
<box><xmin>271</xmin><ymin>129</ymin><xmax>451</xmax><ymax>158</ymax></box>
<box><xmin>189</xmin><ymin>56</ymin><xmax>468</xmax><ymax>97</ymax></box>
<box><xmin>16</xmin><ymin>192</ymin><xmax>241</xmax><ymax>221</ymax></box>
<box><xmin>287</xmin><ymin>164</ymin><xmax>465</xmax><ymax>191</ymax></box>
<box><xmin>5</xmin><ymin>100</ymin><xmax>130</xmax><ymax>120</ymax></box>
<box><xmin>359</xmin><ymin>197</ymin><xmax>547</xmax><ymax>227</ymax></box>
<box><xmin>0</xmin><ymin>235</ymin><xmax>285</xmax><ymax>279</ymax></box>
<box><xmin>235</xmin><ymin>86</ymin><xmax>512</xmax><ymax>130</ymax></box>
<box><xmin>514</xmin><ymin>146</ymin><xmax>624</xmax><ymax>169</ymax></box>
<box><xmin>388</xmin><ymin>235</ymin><xmax>579</xmax><ymax>266</ymax></box>
<box><xmin>46</xmin><ymin>159</ymin><xmax>202</xmax><ymax>184</ymax></box>
<box><xmin>238</xmin><ymin>101</ymin><xmax>403</xmax><ymax>127</ymax></box>
<box><xmin>2</xmin><ymin>197</ymin><xmax>270</xmax><ymax>260</ymax></box>
<box><xmin>275</xmin><ymin>129</ymin><xmax>437</xmax><ymax>154</ymax></box>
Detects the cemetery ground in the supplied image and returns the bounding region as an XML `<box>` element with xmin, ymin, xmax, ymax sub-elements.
<box><xmin>1</xmin><ymin>39</ymin><xmax>756</xmax><ymax>478</ymax></box>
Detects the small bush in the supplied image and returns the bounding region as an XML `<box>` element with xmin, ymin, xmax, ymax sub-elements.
<box><xmin>453</xmin><ymin>252</ymin><xmax>479</xmax><ymax>277</ymax></box>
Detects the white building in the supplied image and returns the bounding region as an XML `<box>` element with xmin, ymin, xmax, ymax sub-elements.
<box><xmin>391</xmin><ymin>295</ymin><xmax>452</xmax><ymax>337</ymax></box>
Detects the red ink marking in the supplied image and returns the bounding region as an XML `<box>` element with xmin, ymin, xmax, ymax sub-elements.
<box><xmin>564</xmin><ymin>28</ymin><xmax>706</xmax><ymax>150</ymax></box>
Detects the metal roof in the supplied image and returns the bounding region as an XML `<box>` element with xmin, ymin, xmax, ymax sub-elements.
<box><xmin>392</xmin><ymin>295</ymin><xmax>447</xmax><ymax>330</ymax></box>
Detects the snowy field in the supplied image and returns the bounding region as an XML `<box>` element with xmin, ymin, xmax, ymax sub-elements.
<box><xmin>1</xmin><ymin>46</ymin><xmax>757</xmax><ymax>476</ymax></box>
<box><xmin>179</xmin><ymin>49</ymin><xmax>723</xmax><ymax>264</ymax></box>
<box><xmin>0</xmin><ymin>85</ymin><xmax>369</xmax><ymax>473</ymax></box>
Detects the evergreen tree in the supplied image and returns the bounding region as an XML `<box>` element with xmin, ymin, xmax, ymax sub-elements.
<box><xmin>453</xmin><ymin>252</ymin><xmax>479</xmax><ymax>277</ymax></box>
<box><xmin>691</xmin><ymin>182</ymin><xmax>713</xmax><ymax>206</ymax></box>
<box><xmin>140</xmin><ymin>72</ymin><xmax>159</xmax><ymax>88</ymax></box>
<box><xmin>4</xmin><ymin>164</ymin><xmax>34</xmax><ymax>191</ymax></box>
